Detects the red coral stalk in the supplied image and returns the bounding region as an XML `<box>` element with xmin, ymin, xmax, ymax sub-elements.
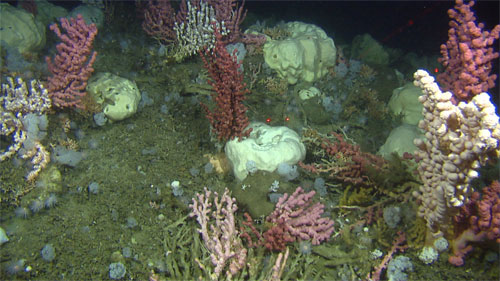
<box><xmin>200</xmin><ymin>24</ymin><xmax>251</xmax><ymax>142</ymax></box>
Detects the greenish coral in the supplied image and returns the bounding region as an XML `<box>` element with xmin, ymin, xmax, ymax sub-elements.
<box><xmin>160</xmin><ymin>215</ymin><xmax>207</xmax><ymax>279</ymax></box>
<box><xmin>340</xmin><ymin>185</ymin><xmax>374</xmax><ymax>206</ymax></box>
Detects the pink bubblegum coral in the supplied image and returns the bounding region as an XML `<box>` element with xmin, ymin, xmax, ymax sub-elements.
<box><xmin>264</xmin><ymin>187</ymin><xmax>335</xmax><ymax>251</ymax></box>
<box><xmin>449</xmin><ymin>181</ymin><xmax>500</xmax><ymax>266</ymax></box>
<box><xmin>208</xmin><ymin>0</ymin><xmax>246</xmax><ymax>44</ymax></box>
<box><xmin>437</xmin><ymin>0</ymin><xmax>500</xmax><ymax>103</ymax></box>
<box><xmin>299</xmin><ymin>131</ymin><xmax>385</xmax><ymax>186</ymax></box>
<box><xmin>45</xmin><ymin>14</ymin><xmax>98</xmax><ymax>109</ymax></box>
<box><xmin>142</xmin><ymin>0</ymin><xmax>187</xmax><ymax>44</ymax></box>
<box><xmin>366</xmin><ymin>231</ymin><xmax>408</xmax><ymax>281</ymax></box>
<box><xmin>189</xmin><ymin>187</ymin><xmax>247</xmax><ymax>278</ymax></box>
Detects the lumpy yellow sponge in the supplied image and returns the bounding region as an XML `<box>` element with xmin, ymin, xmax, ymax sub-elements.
<box><xmin>263</xmin><ymin>22</ymin><xmax>336</xmax><ymax>84</ymax></box>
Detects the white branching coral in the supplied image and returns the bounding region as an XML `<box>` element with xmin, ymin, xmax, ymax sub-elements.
<box><xmin>173</xmin><ymin>0</ymin><xmax>228</xmax><ymax>61</ymax></box>
<box><xmin>412</xmin><ymin>69</ymin><xmax>500</xmax><ymax>237</ymax></box>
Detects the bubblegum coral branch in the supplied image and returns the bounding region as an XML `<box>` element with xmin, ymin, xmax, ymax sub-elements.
<box><xmin>437</xmin><ymin>0</ymin><xmax>500</xmax><ymax>103</ymax></box>
<box><xmin>208</xmin><ymin>0</ymin><xmax>247</xmax><ymax>43</ymax></box>
<box><xmin>200</xmin><ymin>25</ymin><xmax>251</xmax><ymax>141</ymax></box>
<box><xmin>366</xmin><ymin>231</ymin><xmax>408</xmax><ymax>281</ymax></box>
<box><xmin>299</xmin><ymin>129</ymin><xmax>385</xmax><ymax>186</ymax></box>
<box><xmin>189</xmin><ymin>187</ymin><xmax>247</xmax><ymax>278</ymax></box>
<box><xmin>45</xmin><ymin>14</ymin><xmax>98</xmax><ymax>109</ymax></box>
<box><xmin>449</xmin><ymin>181</ymin><xmax>500</xmax><ymax>266</ymax></box>
<box><xmin>264</xmin><ymin>187</ymin><xmax>335</xmax><ymax>250</ymax></box>
<box><xmin>142</xmin><ymin>0</ymin><xmax>186</xmax><ymax>44</ymax></box>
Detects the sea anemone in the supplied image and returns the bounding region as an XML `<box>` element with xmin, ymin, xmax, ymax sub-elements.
<box><xmin>14</xmin><ymin>207</ymin><xmax>30</xmax><ymax>219</ymax></box>
<box><xmin>298</xmin><ymin>240</ymin><xmax>312</xmax><ymax>255</ymax></box>
<box><xmin>30</xmin><ymin>199</ymin><xmax>44</xmax><ymax>213</ymax></box>
<box><xmin>44</xmin><ymin>194</ymin><xmax>58</xmax><ymax>208</ymax></box>
<box><xmin>6</xmin><ymin>259</ymin><xmax>25</xmax><ymax>275</ymax></box>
